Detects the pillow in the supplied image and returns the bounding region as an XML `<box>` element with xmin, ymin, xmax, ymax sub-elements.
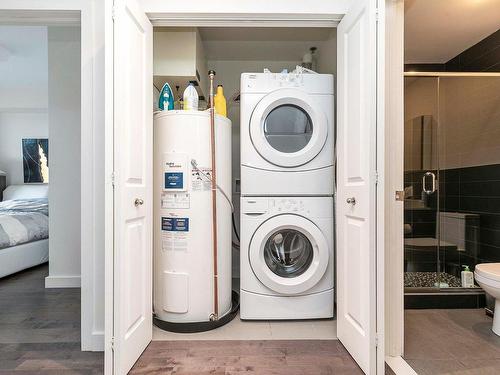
<box><xmin>2</xmin><ymin>184</ymin><xmax>49</xmax><ymax>200</ymax></box>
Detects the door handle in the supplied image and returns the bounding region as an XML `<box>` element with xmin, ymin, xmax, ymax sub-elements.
<box><xmin>422</xmin><ymin>172</ymin><xmax>436</xmax><ymax>194</ymax></box>
<box><xmin>134</xmin><ymin>198</ymin><xmax>144</xmax><ymax>206</ymax></box>
<box><xmin>346</xmin><ymin>197</ymin><xmax>356</xmax><ymax>205</ymax></box>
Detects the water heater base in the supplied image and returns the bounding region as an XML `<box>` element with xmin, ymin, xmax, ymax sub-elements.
<box><xmin>153</xmin><ymin>290</ymin><xmax>239</xmax><ymax>333</ymax></box>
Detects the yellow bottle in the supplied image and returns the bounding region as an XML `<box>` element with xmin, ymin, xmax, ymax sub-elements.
<box><xmin>214</xmin><ymin>85</ymin><xmax>227</xmax><ymax>117</ymax></box>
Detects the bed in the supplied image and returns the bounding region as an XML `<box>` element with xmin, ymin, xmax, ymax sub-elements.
<box><xmin>0</xmin><ymin>184</ymin><xmax>49</xmax><ymax>278</ymax></box>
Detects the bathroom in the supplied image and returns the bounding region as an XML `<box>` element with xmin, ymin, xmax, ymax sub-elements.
<box><xmin>402</xmin><ymin>1</ymin><xmax>500</xmax><ymax>373</ymax></box>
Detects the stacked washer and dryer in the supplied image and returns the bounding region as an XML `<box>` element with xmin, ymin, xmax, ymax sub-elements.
<box><xmin>240</xmin><ymin>71</ymin><xmax>335</xmax><ymax>320</ymax></box>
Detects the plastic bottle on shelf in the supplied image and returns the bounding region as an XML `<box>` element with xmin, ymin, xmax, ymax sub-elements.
<box><xmin>214</xmin><ymin>85</ymin><xmax>227</xmax><ymax>117</ymax></box>
<box><xmin>183</xmin><ymin>83</ymin><xmax>199</xmax><ymax>111</ymax></box>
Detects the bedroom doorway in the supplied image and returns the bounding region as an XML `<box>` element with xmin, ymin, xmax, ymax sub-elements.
<box><xmin>0</xmin><ymin>18</ymin><xmax>103</xmax><ymax>373</ymax></box>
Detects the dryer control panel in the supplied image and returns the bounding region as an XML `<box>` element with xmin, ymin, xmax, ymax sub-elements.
<box><xmin>240</xmin><ymin>72</ymin><xmax>334</xmax><ymax>95</ymax></box>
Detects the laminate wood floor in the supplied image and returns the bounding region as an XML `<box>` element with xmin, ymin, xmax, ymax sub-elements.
<box><xmin>405</xmin><ymin>309</ymin><xmax>500</xmax><ymax>374</ymax></box>
<box><xmin>0</xmin><ymin>264</ymin><xmax>103</xmax><ymax>374</ymax></box>
<box><xmin>0</xmin><ymin>265</ymin><xmax>369</xmax><ymax>374</ymax></box>
<box><xmin>130</xmin><ymin>340</ymin><xmax>363</xmax><ymax>374</ymax></box>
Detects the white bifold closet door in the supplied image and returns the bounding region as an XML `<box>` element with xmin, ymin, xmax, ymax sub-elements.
<box><xmin>112</xmin><ymin>0</ymin><xmax>153</xmax><ymax>373</ymax></box>
<box><xmin>336</xmin><ymin>0</ymin><xmax>378</xmax><ymax>374</ymax></box>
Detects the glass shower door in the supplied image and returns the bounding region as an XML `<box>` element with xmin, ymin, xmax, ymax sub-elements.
<box><xmin>405</xmin><ymin>74</ymin><xmax>500</xmax><ymax>293</ymax></box>
<box><xmin>436</xmin><ymin>76</ymin><xmax>500</xmax><ymax>291</ymax></box>
<box><xmin>404</xmin><ymin>77</ymin><xmax>443</xmax><ymax>290</ymax></box>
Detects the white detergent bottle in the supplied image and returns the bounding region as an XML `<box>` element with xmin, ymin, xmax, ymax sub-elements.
<box><xmin>183</xmin><ymin>83</ymin><xmax>199</xmax><ymax>111</ymax></box>
<box><xmin>461</xmin><ymin>265</ymin><xmax>474</xmax><ymax>288</ymax></box>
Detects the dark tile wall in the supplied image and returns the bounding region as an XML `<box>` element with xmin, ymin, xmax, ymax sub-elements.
<box><xmin>446</xmin><ymin>29</ymin><xmax>500</xmax><ymax>72</ymax></box>
<box><xmin>404</xmin><ymin>164</ymin><xmax>500</xmax><ymax>275</ymax></box>
<box><xmin>405</xmin><ymin>29</ymin><xmax>500</xmax><ymax>72</ymax></box>
<box><xmin>440</xmin><ymin>164</ymin><xmax>500</xmax><ymax>269</ymax></box>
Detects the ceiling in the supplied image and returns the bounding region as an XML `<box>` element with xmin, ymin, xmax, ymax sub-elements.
<box><xmin>405</xmin><ymin>0</ymin><xmax>500</xmax><ymax>63</ymax></box>
<box><xmin>0</xmin><ymin>26</ymin><xmax>48</xmax><ymax>90</ymax></box>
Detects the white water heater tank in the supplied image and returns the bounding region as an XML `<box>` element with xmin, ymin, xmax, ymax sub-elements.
<box><xmin>153</xmin><ymin>110</ymin><xmax>232</xmax><ymax>323</ymax></box>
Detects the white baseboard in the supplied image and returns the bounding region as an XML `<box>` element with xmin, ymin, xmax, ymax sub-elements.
<box><xmin>81</xmin><ymin>330</ymin><xmax>104</xmax><ymax>352</ymax></box>
<box><xmin>386</xmin><ymin>355</ymin><xmax>418</xmax><ymax>375</ymax></box>
<box><xmin>45</xmin><ymin>275</ymin><xmax>81</xmax><ymax>288</ymax></box>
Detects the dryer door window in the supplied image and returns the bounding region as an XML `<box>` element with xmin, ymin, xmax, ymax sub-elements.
<box><xmin>249</xmin><ymin>214</ymin><xmax>329</xmax><ymax>295</ymax></box>
<box><xmin>250</xmin><ymin>88</ymin><xmax>328</xmax><ymax>168</ymax></box>
<box><xmin>264</xmin><ymin>104</ymin><xmax>313</xmax><ymax>153</ymax></box>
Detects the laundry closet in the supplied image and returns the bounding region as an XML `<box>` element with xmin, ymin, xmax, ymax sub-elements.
<box><xmin>109</xmin><ymin>1</ymin><xmax>380</xmax><ymax>374</ymax></box>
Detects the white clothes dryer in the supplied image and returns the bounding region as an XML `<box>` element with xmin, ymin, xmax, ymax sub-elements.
<box><xmin>240</xmin><ymin>196</ymin><xmax>334</xmax><ymax>320</ymax></box>
<box><xmin>240</xmin><ymin>72</ymin><xmax>334</xmax><ymax>196</ymax></box>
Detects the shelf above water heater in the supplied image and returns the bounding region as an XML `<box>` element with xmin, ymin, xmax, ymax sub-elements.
<box><xmin>153</xmin><ymin>27</ymin><xmax>207</xmax><ymax>101</ymax></box>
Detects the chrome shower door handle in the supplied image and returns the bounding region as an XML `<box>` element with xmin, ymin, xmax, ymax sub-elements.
<box><xmin>422</xmin><ymin>172</ymin><xmax>436</xmax><ymax>194</ymax></box>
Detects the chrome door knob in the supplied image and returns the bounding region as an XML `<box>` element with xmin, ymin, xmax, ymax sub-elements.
<box><xmin>134</xmin><ymin>198</ymin><xmax>144</xmax><ymax>206</ymax></box>
<box><xmin>346</xmin><ymin>197</ymin><xmax>356</xmax><ymax>205</ymax></box>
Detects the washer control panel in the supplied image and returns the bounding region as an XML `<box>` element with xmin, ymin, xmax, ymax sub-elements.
<box><xmin>270</xmin><ymin>198</ymin><xmax>305</xmax><ymax>213</ymax></box>
<box><xmin>241</xmin><ymin>198</ymin><xmax>311</xmax><ymax>215</ymax></box>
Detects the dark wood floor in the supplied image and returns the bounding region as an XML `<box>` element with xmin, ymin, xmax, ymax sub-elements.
<box><xmin>405</xmin><ymin>309</ymin><xmax>500</xmax><ymax>374</ymax></box>
<box><xmin>0</xmin><ymin>264</ymin><xmax>103</xmax><ymax>374</ymax></box>
<box><xmin>0</xmin><ymin>265</ymin><xmax>368</xmax><ymax>375</ymax></box>
<box><xmin>130</xmin><ymin>340</ymin><xmax>363</xmax><ymax>374</ymax></box>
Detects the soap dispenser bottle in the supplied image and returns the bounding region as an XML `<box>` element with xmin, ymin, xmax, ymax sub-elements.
<box><xmin>461</xmin><ymin>265</ymin><xmax>474</xmax><ymax>288</ymax></box>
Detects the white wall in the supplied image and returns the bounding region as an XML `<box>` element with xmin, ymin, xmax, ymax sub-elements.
<box><xmin>91</xmin><ymin>0</ymin><xmax>106</xmax><ymax>349</ymax></box>
<box><xmin>317</xmin><ymin>29</ymin><xmax>337</xmax><ymax>76</ymax></box>
<box><xmin>0</xmin><ymin>112</ymin><xmax>49</xmax><ymax>186</ymax></box>
<box><xmin>0</xmin><ymin>26</ymin><xmax>48</xmax><ymax>111</ymax></box>
<box><xmin>0</xmin><ymin>26</ymin><xmax>49</xmax><ymax>187</ymax></box>
<box><xmin>45</xmin><ymin>26</ymin><xmax>82</xmax><ymax>288</ymax></box>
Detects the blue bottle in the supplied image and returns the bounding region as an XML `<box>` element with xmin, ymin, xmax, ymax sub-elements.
<box><xmin>158</xmin><ymin>82</ymin><xmax>174</xmax><ymax>110</ymax></box>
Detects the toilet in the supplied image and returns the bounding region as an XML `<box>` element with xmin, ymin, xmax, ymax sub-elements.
<box><xmin>475</xmin><ymin>263</ymin><xmax>500</xmax><ymax>335</ymax></box>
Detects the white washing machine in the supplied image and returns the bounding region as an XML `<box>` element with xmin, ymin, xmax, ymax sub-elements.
<box><xmin>240</xmin><ymin>72</ymin><xmax>334</xmax><ymax>196</ymax></box>
<box><xmin>240</xmin><ymin>196</ymin><xmax>334</xmax><ymax>320</ymax></box>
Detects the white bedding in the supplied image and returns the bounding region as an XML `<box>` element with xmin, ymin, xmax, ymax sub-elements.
<box><xmin>0</xmin><ymin>199</ymin><xmax>49</xmax><ymax>250</ymax></box>
<box><xmin>0</xmin><ymin>184</ymin><xmax>50</xmax><ymax>278</ymax></box>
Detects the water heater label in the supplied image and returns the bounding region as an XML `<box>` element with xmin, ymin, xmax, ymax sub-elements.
<box><xmin>191</xmin><ymin>167</ymin><xmax>212</xmax><ymax>191</ymax></box>
<box><xmin>161</xmin><ymin>192</ymin><xmax>190</xmax><ymax>209</ymax></box>
<box><xmin>164</xmin><ymin>172</ymin><xmax>183</xmax><ymax>189</ymax></box>
<box><xmin>161</xmin><ymin>217</ymin><xmax>189</xmax><ymax>232</ymax></box>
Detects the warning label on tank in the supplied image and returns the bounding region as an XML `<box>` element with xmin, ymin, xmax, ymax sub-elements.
<box><xmin>161</xmin><ymin>217</ymin><xmax>189</xmax><ymax>252</ymax></box>
<box><xmin>161</xmin><ymin>192</ymin><xmax>190</xmax><ymax>209</ymax></box>
<box><xmin>161</xmin><ymin>217</ymin><xmax>189</xmax><ymax>231</ymax></box>
<box><xmin>191</xmin><ymin>167</ymin><xmax>212</xmax><ymax>191</ymax></box>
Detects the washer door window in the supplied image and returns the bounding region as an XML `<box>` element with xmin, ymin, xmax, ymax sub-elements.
<box><xmin>250</xmin><ymin>89</ymin><xmax>328</xmax><ymax>167</ymax></box>
<box><xmin>264</xmin><ymin>229</ymin><xmax>313</xmax><ymax>278</ymax></box>
<box><xmin>249</xmin><ymin>214</ymin><xmax>329</xmax><ymax>295</ymax></box>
